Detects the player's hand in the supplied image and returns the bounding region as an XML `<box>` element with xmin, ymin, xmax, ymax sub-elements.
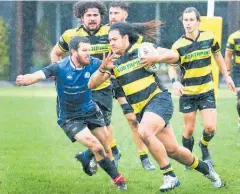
<box><xmin>101</xmin><ymin>51</ymin><xmax>116</xmax><ymax>70</ymax></box>
<box><xmin>225</xmin><ymin>75</ymin><xmax>235</xmax><ymax>92</ymax></box>
<box><xmin>172</xmin><ymin>81</ymin><xmax>184</xmax><ymax>96</ymax></box>
<box><xmin>140</xmin><ymin>55</ymin><xmax>159</xmax><ymax>67</ymax></box>
<box><xmin>16</xmin><ymin>75</ymin><xmax>27</xmax><ymax>86</ymax></box>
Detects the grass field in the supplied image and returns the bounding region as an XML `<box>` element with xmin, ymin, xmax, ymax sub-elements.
<box><xmin>1</xmin><ymin>86</ymin><xmax>240</xmax><ymax>194</ymax></box>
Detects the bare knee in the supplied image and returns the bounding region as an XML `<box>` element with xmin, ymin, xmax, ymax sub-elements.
<box><xmin>166</xmin><ymin>145</ymin><xmax>180</xmax><ymax>160</ymax></box>
<box><xmin>204</xmin><ymin>125</ymin><xmax>216</xmax><ymax>133</ymax></box>
<box><xmin>183</xmin><ymin>125</ymin><xmax>195</xmax><ymax>138</ymax></box>
<box><xmin>138</xmin><ymin>129</ymin><xmax>154</xmax><ymax>147</ymax></box>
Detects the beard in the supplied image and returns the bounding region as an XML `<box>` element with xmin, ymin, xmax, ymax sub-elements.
<box><xmin>76</xmin><ymin>54</ymin><xmax>90</xmax><ymax>66</ymax></box>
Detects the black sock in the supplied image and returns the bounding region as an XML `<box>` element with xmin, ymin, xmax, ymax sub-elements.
<box><xmin>182</xmin><ymin>136</ymin><xmax>194</xmax><ymax>152</ymax></box>
<box><xmin>189</xmin><ymin>155</ymin><xmax>209</xmax><ymax>175</ymax></box>
<box><xmin>140</xmin><ymin>154</ymin><xmax>148</xmax><ymax>161</ymax></box>
<box><xmin>237</xmin><ymin>103</ymin><xmax>240</xmax><ymax>117</ymax></box>
<box><xmin>195</xmin><ymin>160</ymin><xmax>209</xmax><ymax>175</ymax></box>
<box><xmin>160</xmin><ymin>164</ymin><xmax>176</xmax><ymax>177</ymax></box>
<box><xmin>111</xmin><ymin>146</ymin><xmax>119</xmax><ymax>155</ymax></box>
<box><xmin>201</xmin><ymin>130</ymin><xmax>214</xmax><ymax>145</ymax></box>
<box><xmin>98</xmin><ymin>157</ymin><xmax>119</xmax><ymax>179</ymax></box>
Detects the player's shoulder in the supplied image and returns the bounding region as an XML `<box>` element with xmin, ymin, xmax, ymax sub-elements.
<box><xmin>62</xmin><ymin>27</ymin><xmax>80</xmax><ymax>36</ymax></box>
<box><xmin>96</xmin><ymin>24</ymin><xmax>110</xmax><ymax>35</ymax></box>
<box><xmin>172</xmin><ymin>35</ymin><xmax>188</xmax><ymax>49</ymax></box>
<box><xmin>229</xmin><ymin>30</ymin><xmax>240</xmax><ymax>39</ymax></box>
<box><xmin>200</xmin><ymin>30</ymin><xmax>215</xmax><ymax>39</ymax></box>
<box><xmin>57</xmin><ymin>56</ymin><xmax>71</xmax><ymax>68</ymax></box>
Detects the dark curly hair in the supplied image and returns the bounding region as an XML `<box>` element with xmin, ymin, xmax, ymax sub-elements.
<box><xmin>73</xmin><ymin>1</ymin><xmax>107</xmax><ymax>19</ymax></box>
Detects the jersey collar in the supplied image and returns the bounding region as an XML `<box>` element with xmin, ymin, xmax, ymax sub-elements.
<box><xmin>69</xmin><ymin>57</ymin><xmax>84</xmax><ymax>71</ymax></box>
<box><xmin>183</xmin><ymin>30</ymin><xmax>201</xmax><ymax>42</ymax></box>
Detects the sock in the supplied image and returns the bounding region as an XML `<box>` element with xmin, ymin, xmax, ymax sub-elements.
<box><xmin>140</xmin><ymin>154</ymin><xmax>148</xmax><ymax>161</ymax></box>
<box><xmin>160</xmin><ymin>164</ymin><xmax>176</xmax><ymax>177</ymax></box>
<box><xmin>139</xmin><ymin>150</ymin><xmax>148</xmax><ymax>161</ymax></box>
<box><xmin>200</xmin><ymin>130</ymin><xmax>214</xmax><ymax>146</ymax></box>
<box><xmin>237</xmin><ymin>103</ymin><xmax>240</xmax><ymax>117</ymax></box>
<box><xmin>110</xmin><ymin>140</ymin><xmax>119</xmax><ymax>155</ymax></box>
<box><xmin>98</xmin><ymin>157</ymin><xmax>119</xmax><ymax>179</ymax></box>
<box><xmin>189</xmin><ymin>155</ymin><xmax>209</xmax><ymax>175</ymax></box>
<box><xmin>112</xmin><ymin>174</ymin><xmax>125</xmax><ymax>185</ymax></box>
<box><xmin>182</xmin><ymin>136</ymin><xmax>194</xmax><ymax>152</ymax></box>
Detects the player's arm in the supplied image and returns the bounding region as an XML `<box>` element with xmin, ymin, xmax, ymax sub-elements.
<box><xmin>141</xmin><ymin>47</ymin><xmax>179</xmax><ymax>66</ymax></box>
<box><xmin>213</xmin><ymin>51</ymin><xmax>235</xmax><ymax>91</ymax></box>
<box><xmin>50</xmin><ymin>44</ymin><xmax>66</xmax><ymax>62</ymax></box>
<box><xmin>16</xmin><ymin>71</ymin><xmax>46</xmax><ymax>86</ymax></box>
<box><xmin>88</xmin><ymin>52</ymin><xmax>115</xmax><ymax>89</ymax></box>
<box><xmin>156</xmin><ymin>47</ymin><xmax>179</xmax><ymax>64</ymax></box>
<box><xmin>16</xmin><ymin>63</ymin><xmax>58</xmax><ymax>86</ymax></box>
<box><xmin>213</xmin><ymin>51</ymin><xmax>230</xmax><ymax>78</ymax></box>
<box><xmin>168</xmin><ymin>65</ymin><xmax>184</xmax><ymax>96</ymax></box>
<box><xmin>225</xmin><ymin>49</ymin><xmax>233</xmax><ymax>74</ymax></box>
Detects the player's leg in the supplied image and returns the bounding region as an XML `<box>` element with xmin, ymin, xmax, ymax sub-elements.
<box><xmin>182</xmin><ymin>111</ymin><xmax>197</xmax><ymax>170</ymax></box>
<box><xmin>119</xmin><ymin>96</ymin><xmax>155</xmax><ymax>170</ymax></box>
<box><xmin>58</xmin><ymin>118</ymin><xmax>99</xmax><ymax>176</ymax></box>
<box><xmin>139</xmin><ymin>111</ymin><xmax>180</xmax><ymax>192</ymax></box>
<box><xmin>180</xmin><ymin>97</ymin><xmax>197</xmax><ymax>154</ymax></box>
<box><xmin>157</xmin><ymin>123</ymin><xmax>223</xmax><ymax>188</ymax></box>
<box><xmin>94</xmin><ymin>87</ymin><xmax>121</xmax><ymax>164</ymax></box>
<box><xmin>199</xmin><ymin>93</ymin><xmax>217</xmax><ymax>163</ymax></box>
<box><xmin>138</xmin><ymin>92</ymin><xmax>180</xmax><ymax>192</ymax></box>
<box><xmin>74</xmin><ymin>127</ymin><xmax>127</xmax><ymax>190</ymax></box>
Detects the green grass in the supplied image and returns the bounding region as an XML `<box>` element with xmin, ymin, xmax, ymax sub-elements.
<box><xmin>1</xmin><ymin>86</ymin><xmax>240</xmax><ymax>194</ymax></box>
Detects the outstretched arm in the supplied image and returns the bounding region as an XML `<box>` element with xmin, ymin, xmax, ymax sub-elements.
<box><xmin>16</xmin><ymin>71</ymin><xmax>46</xmax><ymax>86</ymax></box>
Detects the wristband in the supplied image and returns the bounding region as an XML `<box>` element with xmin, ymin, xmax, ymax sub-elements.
<box><xmin>105</xmin><ymin>70</ymin><xmax>111</xmax><ymax>76</ymax></box>
<box><xmin>98</xmin><ymin>69</ymin><xmax>105</xmax><ymax>74</ymax></box>
<box><xmin>171</xmin><ymin>78</ymin><xmax>176</xmax><ymax>84</ymax></box>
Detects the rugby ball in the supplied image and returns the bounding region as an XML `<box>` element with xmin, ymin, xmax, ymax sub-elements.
<box><xmin>138</xmin><ymin>43</ymin><xmax>161</xmax><ymax>73</ymax></box>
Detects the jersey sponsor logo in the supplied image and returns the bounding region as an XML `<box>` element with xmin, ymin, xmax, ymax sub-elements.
<box><xmin>115</xmin><ymin>58</ymin><xmax>141</xmax><ymax>73</ymax></box>
<box><xmin>84</xmin><ymin>72</ymin><xmax>90</xmax><ymax>78</ymax></box>
<box><xmin>91</xmin><ymin>44</ymin><xmax>110</xmax><ymax>53</ymax></box>
<box><xmin>184</xmin><ymin>49</ymin><xmax>211</xmax><ymax>61</ymax></box>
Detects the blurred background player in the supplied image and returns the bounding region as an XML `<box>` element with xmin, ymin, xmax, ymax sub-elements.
<box><xmin>108</xmin><ymin>1</ymin><xmax>155</xmax><ymax>170</ymax></box>
<box><xmin>169</xmin><ymin>7</ymin><xmax>235</xmax><ymax>169</ymax></box>
<box><xmin>16</xmin><ymin>36</ymin><xmax>127</xmax><ymax>191</ymax></box>
<box><xmin>50</xmin><ymin>1</ymin><xmax>121</xmax><ymax>166</ymax></box>
<box><xmin>225</xmin><ymin>30</ymin><xmax>240</xmax><ymax>131</ymax></box>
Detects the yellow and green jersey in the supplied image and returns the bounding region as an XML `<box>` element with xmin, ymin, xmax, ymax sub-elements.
<box><xmin>171</xmin><ymin>31</ymin><xmax>220</xmax><ymax>96</ymax></box>
<box><xmin>58</xmin><ymin>24</ymin><xmax>110</xmax><ymax>90</ymax></box>
<box><xmin>112</xmin><ymin>42</ymin><xmax>164</xmax><ymax>114</ymax></box>
<box><xmin>226</xmin><ymin>30</ymin><xmax>240</xmax><ymax>65</ymax></box>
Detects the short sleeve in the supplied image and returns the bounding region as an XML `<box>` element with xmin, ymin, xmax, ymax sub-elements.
<box><xmin>211</xmin><ymin>33</ymin><xmax>220</xmax><ymax>53</ymax></box>
<box><xmin>42</xmin><ymin>63</ymin><xmax>59</xmax><ymax>78</ymax></box>
<box><xmin>226</xmin><ymin>35</ymin><xmax>235</xmax><ymax>51</ymax></box>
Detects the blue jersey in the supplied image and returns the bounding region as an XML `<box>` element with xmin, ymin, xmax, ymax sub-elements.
<box><xmin>42</xmin><ymin>56</ymin><xmax>101</xmax><ymax>120</ymax></box>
